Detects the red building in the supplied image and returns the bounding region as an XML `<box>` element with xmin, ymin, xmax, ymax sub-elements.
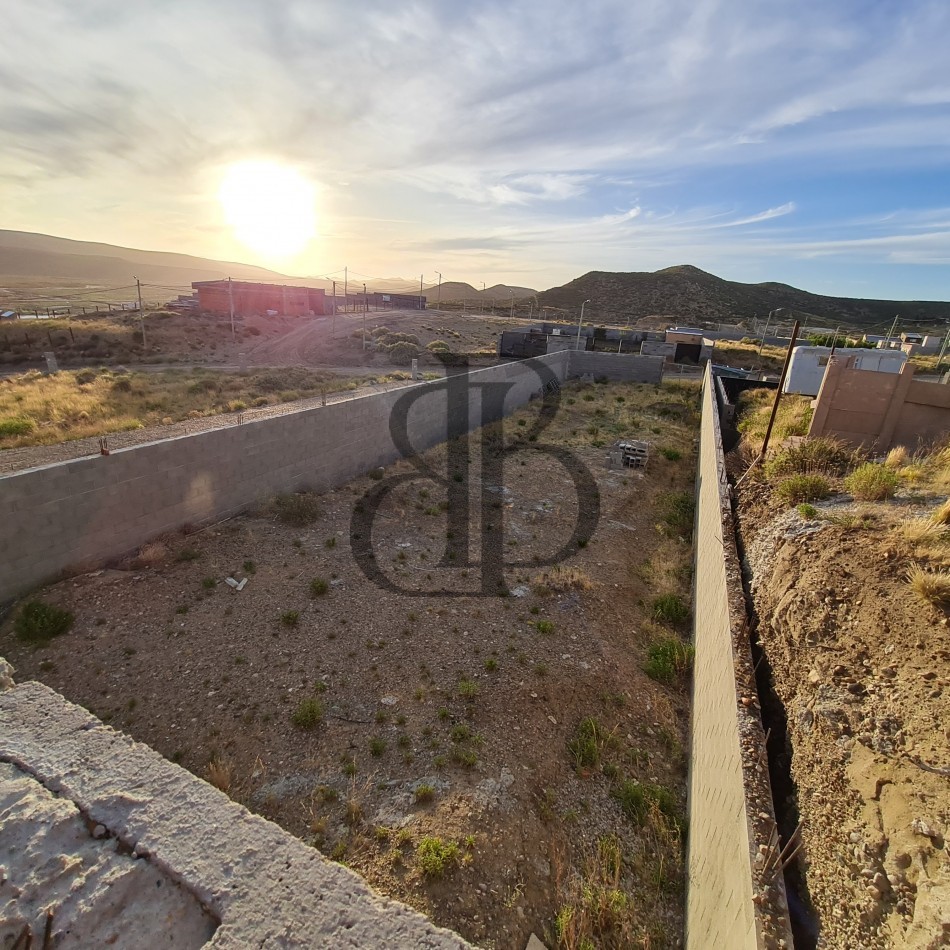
<box><xmin>192</xmin><ymin>280</ymin><xmax>328</xmax><ymax>316</ymax></box>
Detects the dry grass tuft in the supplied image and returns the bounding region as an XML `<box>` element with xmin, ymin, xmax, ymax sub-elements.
<box><xmin>135</xmin><ymin>541</ymin><xmax>168</xmax><ymax>567</ymax></box>
<box><xmin>206</xmin><ymin>756</ymin><xmax>233</xmax><ymax>793</ymax></box>
<box><xmin>906</xmin><ymin>563</ymin><xmax>950</xmax><ymax>606</ymax></box>
<box><xmin>538</xmin><ymin>566</ymin><xmax>594</xmax><ymax>592</ymax></box>
<box><xmin>901</xmin><ymin>519</ymin><xmax>948</xmax><ymax>545</ymax></box>
<box><xmin>885</xmin><ymin>446</ymin><xmax>908</xmax><ymax>468</ymax></box>
<box><xmin>931</xmin><ymin>499</ymin><xmax>950</xmax><ymax>526</ymax></box>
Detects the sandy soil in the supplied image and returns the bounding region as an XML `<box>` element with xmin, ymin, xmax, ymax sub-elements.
<box><xmin>1</xmin><ymin>379</ymin><xmax>700</xmax><ymax>949</ymax></box>
<box><xmin>737</xmin><ymin>488</ymin><xmax>950</xmax><ymax>949</ymax></box>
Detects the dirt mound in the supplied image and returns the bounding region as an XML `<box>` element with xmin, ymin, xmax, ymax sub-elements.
<box><xmin>741</xmin><ymin>500</ymin><xmax>950</xmax><ymax>948</ymax></box>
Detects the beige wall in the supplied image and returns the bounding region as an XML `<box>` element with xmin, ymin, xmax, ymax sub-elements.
<box><xmin>809</xmin><ymin>358</ymin><xmax>950</xmax><ymax>449</ymax></box>
<box><xmin>686</xmin><ymin>367</ymin><xmax>791</xmax><ymax>948</ymax></box>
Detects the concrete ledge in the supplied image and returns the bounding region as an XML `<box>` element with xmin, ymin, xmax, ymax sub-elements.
<box><xmin>0</xmin><ymin>680</ymin><xmax>471</xmax><ymax>948</ymax></box>
<box><xmin>685</xmin><ymin>365</ymin><xmax>792</xmax><ymax>948</ymax></box>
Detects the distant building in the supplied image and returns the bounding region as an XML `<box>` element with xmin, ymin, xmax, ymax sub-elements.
<box><xmin>192</xmin><ymin>280</ymin><xmax>328</xmax><ymax>316</ymax></box>
<box><xmin>784</xmin><ymin>346</ymin><xmax>907</xmax><ymax>396</ymax></box>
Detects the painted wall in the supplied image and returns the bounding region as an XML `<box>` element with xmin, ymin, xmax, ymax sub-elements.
<box><xmin>809</xmin><ymin>359</ymin><xmax>950</xmax><ymax>450</ymax></box>
<box><xmin>785</xmin><ymin>346</ymin><xmax>906</xmax><ymax>396</ymax></box>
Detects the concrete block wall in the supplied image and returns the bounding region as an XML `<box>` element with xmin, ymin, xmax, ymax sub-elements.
<box><xmin>0</xmin><ymin>350</ymin><xmax>664</xmax><ymax>602</ymax></box>
<box><xmin>685</xmin><ymin>366</ymin><xmax>791</xmax><ymax>948</ymax></box>
<box><xmin>0</xmin><ymin>353</ymin><xmax>570</xmax><ymax>602</ymax></box>
<box><xmin>567</xmin><ymin>351</ymin><xmax>664</xmax><ymax>383</ymax></box>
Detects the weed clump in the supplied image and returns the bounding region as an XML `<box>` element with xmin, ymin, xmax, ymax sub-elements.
<box><xmin>416</xmin><ymin>836</ymin><xmax>459</xmax><ymax>877</ymax></box>
<box><xmin>651</xmin><ymin>593</ymin><xmax>691</xmax><ymax>626</ymax></box>
<box><xmin>764</xmin><ymin>437</ymin><xmax>852</xmax><ymax>478</ymax></box>
<box><xmin>657</xmin><ymin>491</ymin><xmax>695</xmax><ymax>537</ymax></box>
<box><xmin>568</xmin><ymin>717</ymin><xmax>604</xmax><ymax>772</ymax></box>
<box><xmin>309</xmin><ymin>577</ymin><xmax>329</xmax><ymax>597</ymax></box>
<box><xmin>644</xmin><ymin>637</ymin><xmax>694</xmax><ymax>684</ymax></box>
<box><xmin>273</xmin><ymin>491</ymin><xmax>321</xmax><ymax>526</ymax></box>
<box><xmin>291</xmin><ymin>698</ymin><xmax>323</xmax><ymax>729</ymax></box>
<box><xmin>844</xmin><ymin>463</ymin><xmax>898</xmax><ymax>501</ymax></box>
<box><xmin>280</xmin><ymin>610</ymin><xmax>300</xmax><ymax>627</ymax></box>
<box><xmin>775</xmin><ymin>474</ymin><xmax>831</xmax><ymax>505</ymax></box>
<box><xmin>906</xmin><ymin>564</ymin><xmax>950</xmax><ymax>607</ymax></box>
<box><xmin>612</xmin><ymin>779</ymin><xmax>678</xmax><ymax>826</ymax></box>
<box><xmin>14</xmin><ymin>601</ymin><xmax>74</xmax><ymax>644</ymax></box>
<box><xmin>0</xmin><ymin>417</ymin><xmax>34</xmax><ymax>438</ymax></box>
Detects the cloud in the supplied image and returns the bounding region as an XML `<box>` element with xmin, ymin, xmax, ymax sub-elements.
<box><xmin>1</xmin><ymin>0</ymin><xmax>949</xmax><ymax>294</ymax></box>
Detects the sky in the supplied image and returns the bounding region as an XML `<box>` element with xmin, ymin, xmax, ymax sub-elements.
<box><xmin>2</xmin><ymin>0</ymin><xmax>950</xmax><ymax>300</ymax></box>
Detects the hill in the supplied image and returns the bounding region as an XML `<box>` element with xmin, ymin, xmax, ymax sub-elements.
<box><xmin>0</xmin><ymin>230</ymin><xmax>296</xmax><ymax>289</ymax></box>
<box><xmin>537</xmin><ymin>265</ymin><xmax>950</xmax><ymax>332</ymax></box>
<box><xmin>423</xmin><ymin>281</ymin><xmax>537</xmax><ymax>303</ymax></box>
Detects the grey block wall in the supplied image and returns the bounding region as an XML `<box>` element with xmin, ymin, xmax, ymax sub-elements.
<box><xmin>0</xmin><ymin>353</ymin><xmax>569</xmax><ymax>601</ymax></box>
<box><xmin>567</xmin><ymin>351</ymin><xmax>664</xmax><ymax>383</ymax></box>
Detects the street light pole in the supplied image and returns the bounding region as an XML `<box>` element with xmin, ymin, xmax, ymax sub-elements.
<box><xmin>509</xmin><ymin>291</ymin><xmax>515</xmax><ymax>320</ymax></box>
<box><xmin>436</xmin><ymin>272</ymin><xmax>442</xmax><ymax>310</ymax></box>
<box><xmin>575</xmin><ymin>299</ymin><xmax>591</xmax><ymax>350</ymax></box>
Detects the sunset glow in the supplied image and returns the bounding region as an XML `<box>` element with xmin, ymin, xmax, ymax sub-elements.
<box><xmin>218</xmin><ymin>161</ymin><xmax>317</xmax><ymax>261</ymax></box>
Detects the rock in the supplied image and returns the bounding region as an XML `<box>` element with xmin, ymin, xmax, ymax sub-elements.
<box><xmin>525</xmin><ymin>933</ymin><xmax>547</xmax><ymax>950</ymax></box>
<box><xmin>380</xmin><ymin>695</ymin><xmax>397</xmax><ymax>706</ymax></box>
<box><xmin>808</xmin><ymin>669</ymin><xmax>820</xmax><ymax>685</ymax></box>
<box><xmin>92</xmin><ymin>824</ymin><xmax>107</xmax><ymax>838</ymax></box>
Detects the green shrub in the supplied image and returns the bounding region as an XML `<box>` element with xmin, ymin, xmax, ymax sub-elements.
<box><xmin>567</xmin><ymin>717</ymin><xmax>603</xmax><ymax>771</ymax></box>
<box><xmin>416</xmin><ymin>836</ymin><xmax>459</xmax><ymax>877</ymax></box>
<box><xmin>651</xmin><ymin>593</ymin><xmax>691</xmax><ymax>626</ymax></box>
<box><xmin>280</xmin><ymin>610</ymin><xmax>299</xmax><ymax>627</ymax></box>
<box><xmin>659</xmin><ymin>447</ymin><xmax>682</xmax><ymax>461</ymax></box>
<box><xmin>388</xmin><ymin>341</ymin><xmax>419</xmax><ymax>365</ymax></box>
<box><xmin>273</xmin><ymin>492</ymin><xmax>321</xmax><ymax>526</ymax></box>
<box><xmin>844</xmin><ymin>463</ymin><xmax>899</xmax><ymax>501</ymax></box>
<box><xmin>612</xmin><ymin>779</ymin><xmax>678</xmax><ymax>826</ymax></box>
<box><xmin>291</xmin><ymin>698</ymin><xmax>323</xmax><ymax>729</ymax></box>
<box><xmin>534</xmin><ymin>619</ymin><xmax>555</xmax><ymax>635</ymax></box>
<box><xmin>14</xmin><ymin>601</ymin><xmax>74</xmax><ymax>644</ymax></box>
<box><xmin>0</xmin><ymin>417</ymin><xmax>34</xmax><ymax>438</ymax></box>
<box><xmin>775</xmin><ymin>474</ymin><xmax>831</xmax><ymax>504</ymax></box>
<box><xmin>764</xmin><ymin>437</ymin><xmax>852</xmax><ymax>477</ymax></box>
<box><xmin>310</xmin><ymin>577</ymin><xmax>329</xmax><ymax>597</ymax></box>
<box><xmin>658</xmin><ymin>491</ymin><xmax>695</xmax><ymax>537</ymax></box>
<box><xmin>797</xmin><ymin>503</ymin><xmax>819</xmax><ymax>518</ymax></box>
<box><xmin>644</xmin><ymin>638</ymin><xmax>694</xmax><ymax>684</ymax></box>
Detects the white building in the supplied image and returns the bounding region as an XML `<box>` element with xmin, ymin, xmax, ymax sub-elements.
<box><xmin>784</xmin><ymin>346</ymin><xmax>907</xmax><ymax>396</ymax></box>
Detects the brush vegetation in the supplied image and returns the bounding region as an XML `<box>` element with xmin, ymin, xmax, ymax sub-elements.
<box><xmin>0</xmin><ymin>366</ymin><xmax>414</xmax><ymax>448</ymax></box>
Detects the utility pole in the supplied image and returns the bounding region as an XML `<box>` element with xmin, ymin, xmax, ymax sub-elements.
<box><xmin>886</xmin><ymin>313</ymin><xmax>900</xmax><ymax>348</ymax></box>
<box><xmin>134</xmin><ymin>277</ymin><xmax>146</xmax><ymax>350</ymax></box>
<box><xmin>228</xmin><ymin>277</ymin><xmax>235</xmax><ymax>339</ymax></box>
<box><xmin>575</xmin><ymin>299</ymin><xmax>591</xmax><ymax>350</ymax></box>
<box><xmin>509</xmin><ymin>292</ymin><xmax>515</xmax><ymax>320</ymax></box>
<box><xmin>436</xmin><ymin>272</ymin><xmax>442</xmax><ymax>310</ymax></box>
<box><xmin>362</xmin><ymin>283</ymin><xmax>367</xmax><ymax>348</ymax></box>
<box><xmin>935</xmin><ymin>326</ymin><xmax>950</xmax><ymax>371</ymax></box>
<box><xmin>344</xmin><ymin>267</ymin><xmax>348</xmax><ymax>313</ymax></box>
<box><xmin>331</xmin><ymin>280</ymin><xmax>336</xmax><ymax>336</ymax></box>
<box><xmin>419</xmin><ymin>274</ymin><xmax>423</xmax><ymax>311</ymax></box>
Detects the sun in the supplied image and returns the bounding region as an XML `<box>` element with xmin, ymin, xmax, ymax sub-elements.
<box><xmin>218</xmin><ymin>160</ymin><xmax>317</xmax><ymax>260</ymax></box>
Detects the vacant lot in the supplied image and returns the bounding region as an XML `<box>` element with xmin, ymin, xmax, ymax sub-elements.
<box><xmin>732</xmin><ymin>395</ymin><xmax>950</xmax><ymax>948</ymax></box>
<box><xmin>2</xmin><ymin>379</ymin><xmax>700</xmax><ymax>949</ymax></box>
<box><xmin>0</xmin><ymin>365</ymin><xmax>417</xmax><ymax>452</ymax></box>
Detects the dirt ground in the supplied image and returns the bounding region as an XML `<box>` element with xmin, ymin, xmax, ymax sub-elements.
<box><xmin>733</xmin><ymin>430</ymin><xmax>950</xmax><ymax>947</ymax></box>
<box><xmin>0</xmin><ymin>307</ymin><xmax>534</xmax><ymax>372</ymax></box>
<box><xmin>1</xmin><ymin>379</ymin><xmax>700</xmax><ymax>949</ymax></box>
